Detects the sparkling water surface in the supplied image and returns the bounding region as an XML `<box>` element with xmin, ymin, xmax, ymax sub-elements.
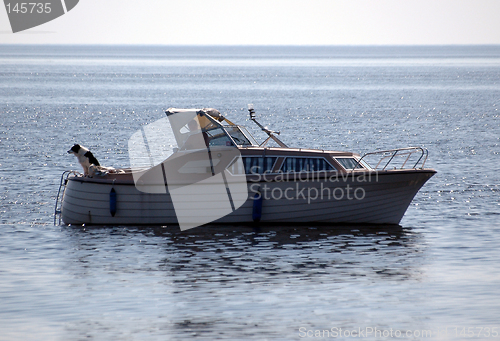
<box><xmin>1</xmin><ymin>45</ymin><xmax>499</xmax><ymax>340</ymax></box>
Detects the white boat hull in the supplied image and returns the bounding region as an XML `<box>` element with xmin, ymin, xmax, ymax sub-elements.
<box><xmin>61</xmin><ymin>170</ymin><xmax>435</xmax><ymax>226</ymax></box>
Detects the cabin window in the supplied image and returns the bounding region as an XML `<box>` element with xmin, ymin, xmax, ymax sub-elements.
<box><xmin>242</xmin><ymin>157</ymin><xmax>277</xmax><ymax>174</ymax></box>
<box><xmin>280</xmin><ymin>157</ymin><xmax>335</xmax><ymax>172</ymax></box>
<box><xmin>335</xmin><ymin>158</ymin><xmax>364</xmax><ymax>170</ymax></box>
<box><xmin>226</xmin><ymin>157</ymin><xmax>245</xmax><ymax>175</ymax></box>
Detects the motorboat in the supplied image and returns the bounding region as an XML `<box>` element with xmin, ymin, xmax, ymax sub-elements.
<box><xmin>55</xmin><ymin>106</ymin><xmax>436</xmax><ymax>230</ymax></box>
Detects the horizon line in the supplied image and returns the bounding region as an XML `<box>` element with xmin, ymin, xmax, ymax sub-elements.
<box><xmin>1</xmin><ymin>43</ymin><xmax>500</xmax><ymax>47</ymax></box>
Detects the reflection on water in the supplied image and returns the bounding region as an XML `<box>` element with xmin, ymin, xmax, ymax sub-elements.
<box><xmin>66</xmin><ymin>224</ymin><xmax>424</xmax><ymax>282</ymax></box>
<box><xmin>52</xmin><ymin>224</ymin><xmax>428</xmax><ymax>340</ymax></box>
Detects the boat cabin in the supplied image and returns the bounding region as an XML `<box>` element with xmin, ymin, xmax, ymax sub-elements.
<box><xmin>165</xmin><ymin>108</ymin><xmax>370</xmax><ymax>179</ymax></box>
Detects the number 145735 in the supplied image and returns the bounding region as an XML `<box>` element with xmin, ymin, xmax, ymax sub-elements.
<box><xmin>6</xmin><ymin>3</ymin><xmax>51</xmax><ymax>14</ymax></box>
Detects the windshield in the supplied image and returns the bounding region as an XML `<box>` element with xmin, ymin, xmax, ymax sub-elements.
<box><xmin>206</xmin><ymin>127</ymin><xmax>234</xmax><ymax>147</ymax></box>
<box><xmin>223</xmin><ymin>126</ymin><xmax>257</xmax><ymax>146</ymax></box>
<box><xmin>166</xmin><ymin>109</ymin><xmax>258</xmax><ymax>149</ymax></box>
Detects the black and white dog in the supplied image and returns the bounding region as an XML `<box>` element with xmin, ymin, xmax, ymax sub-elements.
<box><xmin>67</xmin><ymin>144</ymin><xmax>100</xmax><ymax>176</ymax></box>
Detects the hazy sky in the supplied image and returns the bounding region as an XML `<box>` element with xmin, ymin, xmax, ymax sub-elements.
<box><xmin>1</xmin><ymin>0</ymin><xmax>500</xmax><ymax>45</ymax></box>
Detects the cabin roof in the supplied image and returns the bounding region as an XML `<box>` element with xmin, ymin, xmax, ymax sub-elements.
<box><xmin>238</xmin><ymin>146</ymin><xmax>358</xmax><ymax>157</ymax></box>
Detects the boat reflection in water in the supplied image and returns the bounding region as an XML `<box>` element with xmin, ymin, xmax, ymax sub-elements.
<box><xmin>65</xmin><ymin>223</ymin><xmax>424</xmax><ymax>281</ymax></box>
<box><xmin>60</xmin><ymin>222</ymin><xmax>426</xmax><ymax>339</ymax></box>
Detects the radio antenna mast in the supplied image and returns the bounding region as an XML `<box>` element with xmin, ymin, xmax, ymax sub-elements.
<box><xmin>248</xmin><ymin>104</ymin><xmax>288</xmax><ymax>148</ymax></box>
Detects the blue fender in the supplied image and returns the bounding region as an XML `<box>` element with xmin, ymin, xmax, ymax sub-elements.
<box><xmin>110</xmin><ymin>188</ymin><xmax>117</xmax><ymax>217</ymax></box>
<box><xmin>252</xmin><ymin>189</ymin><xmax>263</xmax><ymax>222</ymax></box>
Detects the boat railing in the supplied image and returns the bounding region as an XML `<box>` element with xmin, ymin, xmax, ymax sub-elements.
<box><xmin>356</xmin><ymin>147</ymin><xmax>429</xmax><ymax>171</ymax></box>
<box><xmin>54</xmin><ymin>170</ymin><xmax>81</xmax><ymax>225</ymax></box>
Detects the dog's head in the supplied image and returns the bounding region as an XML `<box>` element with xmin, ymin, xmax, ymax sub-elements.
<box><xmin>67</xmin><ymin>144</ymin><xmax>81</xmax><ymax>155</ymax></box>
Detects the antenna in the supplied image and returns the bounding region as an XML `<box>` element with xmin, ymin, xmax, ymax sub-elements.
<box><xmin>248</xmin><ymin>104</ymin><xmax>255</xmax><ymax>119</ymax></box>
<box><xmin>247</xmin><ymin>104</ymin><xmax>288</xmax><ymax>148</ymax></box>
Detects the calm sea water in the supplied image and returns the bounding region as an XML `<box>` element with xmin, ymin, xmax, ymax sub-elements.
<box><xmin>1</xmin><ymin>45</ymin><xmax>499</xmax><ymax>340</ymax></box>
